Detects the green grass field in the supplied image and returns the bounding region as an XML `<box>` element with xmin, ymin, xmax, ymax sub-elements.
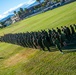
<box><xmin>0</xmin><ymin>2</ymin><xmax>76</xmax><ymax>75</ymax></box>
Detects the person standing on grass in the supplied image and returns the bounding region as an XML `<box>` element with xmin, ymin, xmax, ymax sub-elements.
<box><xmin>42</xmin><ymin>35</ymin><xmax>51</xmax><ymax>52</ymax></box>
<box><xmin>37</xmin><ymin>35</ymin><xmax>45</xmax><ymax>51</ymax></box>
<box><xmin>48</xmin><ymin>29</ymin><xmax>54</xmax><ymax>46</ymax></box>
<box><xmin>73</xmin><ymin>24</ymin><xmax>76</xmax><ymax>30</ymax></box>
<box><xmin>57</xmin><ymin>27</ymin><xmax>61</xmax><ymax>35</ymax></box>
<box><xmin>65</xmin><ymin>26</ymin><xmax>71</xmax><ymax>41</ymax></box>
<box><xmin>70</xmin><ymin>25</ymin><xmax>75</xmax><ymax>35</ymax></box>
<box><xmin>59</xmin><ymin>32</ymin><xmax>67</xmax><ymax>47</ymax></box>
<box><xmin>53</xmin><ymin>36</ymin><xmax>63</xmax><ymax>54</ymax></box>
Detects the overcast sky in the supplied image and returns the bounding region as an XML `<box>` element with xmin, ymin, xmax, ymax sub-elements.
<box><xmin>0</xmin><ymin>0</ymin><xmax>36</xmax><ymax>20</ymax></box>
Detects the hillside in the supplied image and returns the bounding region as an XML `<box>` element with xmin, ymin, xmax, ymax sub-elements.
<box><xmin>0</xmin><ymin>2</ymin><xmax>76</xmax><ymax>75</ymax></box>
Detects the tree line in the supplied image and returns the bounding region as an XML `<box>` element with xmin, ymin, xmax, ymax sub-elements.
<box><xmin>13</xmin><ymin>0</ymin><xmax>61</xmax><ymax>18</ymax></box>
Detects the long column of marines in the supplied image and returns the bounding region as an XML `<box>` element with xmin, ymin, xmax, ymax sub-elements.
<box><xmin>0</xmin><ymin>24</ymin><xmax>76</xmax><ymax>54</ymax></box>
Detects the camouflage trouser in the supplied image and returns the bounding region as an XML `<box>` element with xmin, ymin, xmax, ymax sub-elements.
<box><xmin>56</xmin><ymin>44</ymin><xmax>62</xmax><ymax>52</ymax></box>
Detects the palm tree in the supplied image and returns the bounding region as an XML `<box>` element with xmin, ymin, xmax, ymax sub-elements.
<box><xmin>24</xmin><ymin>8</ymin><xmax>28</xmax><ymax>13</ymax></box>
<box><xmin>42</xmin><ymin>2</ymin><xmax>46</xmax><ymax>8</ymax></box>
<box><xmin>36</xmin><ymin>0</ymin><xmax>41</xmax><ymax>8</ymax></box>
<box><xmin>14</xmin><ymin>11</ymin><xmax>17</xmax><ymax>15</ymax></box>
<box><xmin>36</xmin><ymin>0</ymin><xmax>41</xmax><ymax>4</ymax></box>
<box><xmin>17</xmin><ymin>11</ymin><xmax>22</xmax><ymax>17</ymax></box>
<box><xmin>52</xmin><ymin>0</ymin><xmax>60</xmax><ymax>3</ymax></box>
<box><xmin>44</xmin><ymin>0</ymin><xmax>49</xmax><ymax>2</ymax></box>
<box><xmin>20</xmin><ymin>8</ymin><xmax>24</xmax><ymax>14</ymax></box>
<box><xmin>44</xmin><ymin>0</ymin><xmax>49</xmax><ymax>6</ymax></box>
<box><xmin>54</xmin><ymin>0</ymin><xmax>58</xmax><ymax>3</ymax></box>
<box><xmin>24</xmin><ymin>8</ymin><xmax>29</xmax><ymax>16</ymax></box>
<box><xmin>24</xmin><ymin>8</ymin><xmax>29</xmax><ymax>14</ymax></box>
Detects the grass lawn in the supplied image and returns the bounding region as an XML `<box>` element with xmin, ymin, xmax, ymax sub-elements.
<box><xmin>0</xmin><ymin>1</ymin><xmax>76</xmax><ymax>75</ymax></box>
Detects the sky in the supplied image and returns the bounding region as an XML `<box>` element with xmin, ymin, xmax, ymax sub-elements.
<box><xmin>0</xmin><ymin>0</ymin><xmax>36</xmax><ymax>20</ymax></box>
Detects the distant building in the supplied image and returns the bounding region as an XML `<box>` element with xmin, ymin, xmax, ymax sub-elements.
<box><xmin>0</xmin><ymin>24</ymin><xmax>3</xmax><ymax>28</ymax></box>
<box><xmin>11</xmin><ymin>15</ymin><xmax>21</xmax><ymax>23</ymax></box>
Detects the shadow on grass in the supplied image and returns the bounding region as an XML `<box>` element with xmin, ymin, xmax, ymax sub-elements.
<box><xmin>63</xmin><ymin>49</ymin><xmax>76</xmax><ymax>54</ymax></box>
<box><xmin>0</xmin><ymin>57</ymin><xmax>4</xmax><ymax>59</ymax></box>
<box><xmin>62</xmin><ymin>43</ymin><xmax>76</xmax><ymax>54</ymax></box>
<box><xmin>43</xmin><ymin>43</ymin><xmax>76</xmax><ymax>54</ymax></box>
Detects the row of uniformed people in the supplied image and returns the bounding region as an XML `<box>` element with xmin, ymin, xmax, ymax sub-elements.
<box><xmin>0</xmin><ymin>24</ymin><xmax>76</xmax><ymax>53</ymax></box>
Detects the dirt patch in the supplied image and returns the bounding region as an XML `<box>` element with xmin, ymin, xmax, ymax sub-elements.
<box><xmin>4</xmin><ymin>49</ymin><xmax>37</xmax><ymax>67</ymax></box>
